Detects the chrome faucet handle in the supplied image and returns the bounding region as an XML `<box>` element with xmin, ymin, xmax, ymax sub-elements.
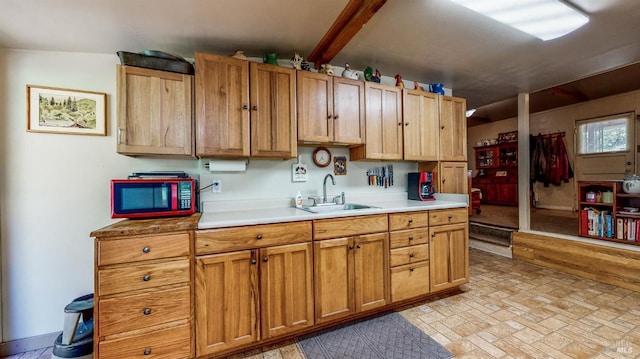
<box><xmin>331</xmin><ymin>192</ymin><xmax>346</xmax><ymax>205</ymax></box>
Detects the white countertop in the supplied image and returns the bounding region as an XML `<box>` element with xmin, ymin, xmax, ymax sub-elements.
<box><xmin>198</xmin><ymin>193</ymin><xmax>468</xmax><ymax>229</ymax></box>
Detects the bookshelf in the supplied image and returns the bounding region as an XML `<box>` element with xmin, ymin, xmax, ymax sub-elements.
<box><xmin>578</xmin><ymin>180</ymin><xmax>640</xmax><ymax>246</ymax></box>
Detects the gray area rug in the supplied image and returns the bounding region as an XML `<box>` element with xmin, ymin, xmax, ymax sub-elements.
<box><xmin>298</xmin><ymin>312</ymin><xmax>453</xmax><ymax>359</ymax></box>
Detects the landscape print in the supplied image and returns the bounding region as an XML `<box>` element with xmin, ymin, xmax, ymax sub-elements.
<box><xmin>27</xmin><ymin>85</ymin><xmax>106</xmax><ymax>135</ymax></box>
<box><xmin>38</xmin><ymin>92</ymin><xmax>96</xmax><ymax>129</ymax></box>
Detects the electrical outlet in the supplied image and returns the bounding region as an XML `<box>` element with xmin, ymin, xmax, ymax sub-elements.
<box><xmin>212</xmin><ymin>179</ymin><xmax>222</xmax><ymax>193</ymax></box>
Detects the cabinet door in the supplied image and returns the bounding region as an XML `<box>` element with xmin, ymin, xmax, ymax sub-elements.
<box><xmin>355</xmin><ymin>82</ymin><xmax>403</xmax><ymax>160</ymax></box>
<box><xmin>260</xmin><ymin>243</ymin><xmax>314</xmax><ymax>339</ymax></box>
<box><xmin>313</xmin><ymin>237</ymin><xmax>354</xmax><ymax>324</ymax></box>
<box><xmin>439</xmin><ymin>161</ymin><xmax>468</xmax><ymax>194</ymax></box>
<box><xmin>354</xmin><ymin>233</ymin><xmax>389</xmax><ymax>312</ymax></box>
<box><xmin>195</xmin><ymin>52</ymin><xmax>250</xmax><ymax>157</ymax></box>
<box><xmin>429</xmin><ymin>223</ymin><xmax>469</xmax><ymax>293</ymax></box>
<box><xmin>403</xmin><ymin>89</ymin><xmax>439</xmax><ymax>161</ymax></box>
<box><xmin>250</xmin><ymin>63</ymin><xmax>297</xmax><ymax>158</ymax></box>
<box><xmin>116</xmin><ymin>65</ymin><xmax>194</xmax><ymax>156</ymax></box>
<box><xmin>297</xmin><ymin>71</ymin><xmax>333</xmax><ymax>143</ymax></box>
<box><xmin>439</xmin><ymin>96</ymin><xmax>467</xmax><ymax>161</ymax></box>
<box><xmin>333</xmin><ymin>77</ymin><xmax>365</xmax><ymax>145</ymax></box>
<box><xmin>195</xmin><ymin>250</ymin><xmax>258</xmax><ymax>357</ymax></box>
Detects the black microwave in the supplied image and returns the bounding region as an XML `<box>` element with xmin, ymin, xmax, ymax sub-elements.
<box><xmin>111</xmin><ymin>178</ymin><xmax>196</xmax><ymax>219</ymax></box>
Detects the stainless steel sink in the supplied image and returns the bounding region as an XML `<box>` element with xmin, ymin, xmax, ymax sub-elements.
<box><xmin>299</xmin><ymin>203</ymin><xmax>378</xmax><ymax>213</ymax></box>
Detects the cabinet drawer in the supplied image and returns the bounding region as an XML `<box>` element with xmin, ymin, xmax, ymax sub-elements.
<box><xmin>98</xmin><ymin>233</ymin><xmax>190</xmax><ymax>266</ymax></box>
<box><xmin>196</xmin><ymin>221</ymin><xmax>312</xmax><ymax>254</ymax></box>
<box><xmin>389</xmin><ymin>229</ymin><xmax>428</xmax><ymax>249</ymax></box>
<box><xmin>99</xmin><ymin>322</ymin><xmax>191</xmax><ymax>359</ymax></box>
<box><xmin>429</xmin><ymin>208</ymin><xmax>468</xmax><ymax>226</ymax></box>
<box><xmin>390</xmin><ymin>244</ymin><xmax>429</xmax><ymax>267</ymax></box>
<box><xmin>99</xmin><ymin>286</ymin><xmax>190</xmax><ymax>337</ymax></box>
<box><xmin>98</xmin><ymin>259</ymin><xmax>190</xmax><ymax>296</ymax></box>
<box><xmin>314</xmin><ymin>214</ymin><xmax>388</xmax><ymax>240</ymax></box>
<box><xmin>390</xmin><ymin>261</ymin><xmax>429</xmax><ymax>302</ymax></box>
<box><xmin>388</xmin><ymin>211</ymin><xmax>428</xmax><ymax>231</ymax></box>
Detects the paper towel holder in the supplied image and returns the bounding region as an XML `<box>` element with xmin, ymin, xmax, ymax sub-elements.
<box><xmin>204</xmin><ymin>159</ymin><xmax>249</xmax><ymax>172</ymax></box>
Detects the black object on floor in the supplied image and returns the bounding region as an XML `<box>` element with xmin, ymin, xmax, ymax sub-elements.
<box><xmin>298</xmin><ymin>311</ymin><xmax>453</xmax><ymax>359</ymax></box>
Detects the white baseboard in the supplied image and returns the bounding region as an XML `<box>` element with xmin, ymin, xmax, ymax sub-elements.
<box><xmin>470</xmin><ymin>239</ymin><xmax>513</xmax><ymax>258</ymax></box>
<box><xmin>0</xmin><ymin>331</ymin><xmax>60</xmax><ymax>356</ymax></box>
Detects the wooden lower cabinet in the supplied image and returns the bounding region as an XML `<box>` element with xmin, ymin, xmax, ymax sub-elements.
<box><xmin>313</xmin><ymin>216</ymin><xmax>389</xmax><ymax>324</ymax></box>
<box><xmin>195</xmin><ymin>238</ymin><xmax>313</xmax><ymax>357</ymax></box>
<box><xmin>429</xmin><ymin>210</ymin><xmax>469</xmax><ymax>292</ymax></box>
<box><xmin>195</xmin><ymin>250</ymin><xmax>258</xmax><ymax>357</ymax></box>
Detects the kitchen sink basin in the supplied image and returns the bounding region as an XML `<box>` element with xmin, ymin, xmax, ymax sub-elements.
<box><xmin>299</xmin><ymin>203</ymin><xmax>378</xmax><ymax>213</ymax></box>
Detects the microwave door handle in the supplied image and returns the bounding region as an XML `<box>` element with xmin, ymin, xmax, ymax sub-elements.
<box><xmin>171</xmin><ymin>183</ymin><xmax>178</xmax><ymax>210</ymax></box>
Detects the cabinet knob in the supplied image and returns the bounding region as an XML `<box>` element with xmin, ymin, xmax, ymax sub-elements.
<box><xmin>142</xmin><ymin>274</ymin><xmax>151</xmax><ymax>282</ymax></box>
<box><xmin>398</xmin><ymin>122</ymin><xmax>402</xmax><ymax>126</ymax></box>
<box><xmin>405</xmin><ymin>122</ymin><xmax>409</xmax><ymax>126</ymax></box>
<box><xmin>448</xmin><ymin>215</ymin><xmax>453</xmax><ymax>220</ymax></box>
<box><xmin>432</xmin><ymin>233</ymin><xmax>436</xmax><ymax>237</ymax></box>
<box><xmin>251</xmin><ymin>259</ymin><xmax>257</xmax><ymax>264</ymax></box>
<box><xmin>356</xmin><ymin>244</ymin><xmax>361</xmax><ymax>249</ymax></box>
<box><xmin>408</xmin><ymin>219</ymin><xmax>413</xmax><ymax>224</ymax></box>
<box><xmin>409</xmin><ymin>267</ymin><xmax>415</xmax><ymax>272</ymax></box>
<box><xmin>442</xmin><ymin>179</ymin><xmax>446</xmax><ymax>183</ymax></box>
<box><xmin>263</xmin><ymin>257</ymin><xmax>268</xmax><ymax>262</ymax></box>
<box><xmin>334</xmin><ymin>115</ymin><xmax>339</xmax><ymax>119</ymax></box>
<box><xmin>409</xmin><ymin>253</ymin><xmax>414</xmax><ymax>258</ymax></box>
<box><xmin>256</xmin><ymin>234</ymin><xmax>263</xmax><ymax>240</ymax></box>
<box><xmin>252</xmin><ymin>105</ymin><xmax>258</xmax><ymax>110</ymax></box>
<box><xmin>349</xmin><ymin>245</ymin><xmax>354</xmax><ymax>250</ymax></box>
<box><xmin>408</xmin><ymin>236</ymin><xmax>414</xmax><ymax>241</ymax></box>
<box><xmin>143</xmin><ymin>308</ymin><xmax>152</xmax><ymax>315</ymax></box>
<box><xmin>143</xmin><ymin>348</ymin><xmax>151</xmax><ymax>355</ymax></box>
<box><xmin>242</xmin><ymin>104</ymin><xmax>249</xmax><ymax>110</ymax></box>
<box><xmin>328</xmin><ymin>115</ymin><xmax>333</xmax><ymax>119</ymax></box>
<box><xmin>142</xmin><ymin>246</ymin><xmax>150</xmax><ymax>254</ymax></box>
<box><xmin>441</xmin><ymin>125</ymin><xmax>445</xmax><ymax>130</ymax></box>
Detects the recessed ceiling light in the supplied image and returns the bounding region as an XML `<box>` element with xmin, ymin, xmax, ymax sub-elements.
<box><xmin>449</xmin><ymin>0</ymin><xmax>589</xmax><ymax>41</ymax></box>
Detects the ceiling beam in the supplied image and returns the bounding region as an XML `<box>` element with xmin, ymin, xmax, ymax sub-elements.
<box><xmin>546</xmin><ymin>86</ymin><xmax>589</xmax><ymax>102</ymax></box>
<box><xmin>308</xmin><ymin>0</ymin><xmax>387</xmax><ymax>68</ymax></box>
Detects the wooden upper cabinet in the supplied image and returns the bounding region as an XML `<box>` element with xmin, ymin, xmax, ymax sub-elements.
<box><xmin>297</xmin><ymin>71</ymin><xmax>333</xmax><ymax>143</ymax></box>
<box><xmin>249</xmin><ymin>62</ymin><xmax>297</xmax><ymax>158</ymax></box>
<box><xmin>195</xmin><ymin>52</ymin><xmax>250</xmax><ymax>157</ymax></box>
<box><xmin>403</xmin><ymin>89</ymin><xmax>439</xmax><ymax>161</ymax></box>
<box><xmin>350</xmin><ymin>82</ymin><xmax>403</xmax><ymax>160</ymax></box>
<box><xmin>439</xmin><ymin>96</ymin><xmax>467</xmax><ymax>161</ymax></box>
<box><xmin>439</xmin><ymin>161</ymin><xmax>468</xmax><ymax>194</ymax></box>
<box><xmin>297</xmin><ymin>72</ymin><xmax>364</xmax><ymax>145</ymax></box>
<box><xmin>332</xmin><ymin>77</ymin><xmax>365</xmax><ymax>144</ymax></box>
<box><xmin>116</xmin><ymin>65</ymin><xmax>194</xmax><ymax>157</ymax></box>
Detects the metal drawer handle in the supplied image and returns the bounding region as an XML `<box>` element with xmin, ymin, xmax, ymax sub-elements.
<box><xmin>142</xmin><ymin>246</ymin><xmax>150</xmax><ymax>254</ymax></box>
<box><xmin>142</xmin><ymin>274</ymin><xmax>151</xmax><ymax>282</ymax></box>
<box><xmin>143</xmin><ymin>308</ymin><xmax>152</xmax><ymax>315</ymax></box>
<box><xmin>256</xmin><ymin>234</ymin><xmax>263</xmax><ymax>240</ymax></box>
<box><xmin>143</xmin><ymin>348</ymin><xmax>151</xmax><ymax>355</ymax></box>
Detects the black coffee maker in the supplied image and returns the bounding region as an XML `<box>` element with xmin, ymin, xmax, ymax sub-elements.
<box><xmin>407</xmin><ymin>172</ymin><xmax>435</xmax><ymax>201</ymax></box>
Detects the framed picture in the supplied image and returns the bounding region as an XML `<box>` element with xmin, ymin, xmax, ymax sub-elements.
<box><xmin>26</xmin><ymin>85</ymin><xmax>107</xmax><ymax>135</ymax></box>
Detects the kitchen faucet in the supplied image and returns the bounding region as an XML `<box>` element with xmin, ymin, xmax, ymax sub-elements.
<box><xmin>323</xmin><ymin>174</ymin><xmax>336</xmax><ymax>203</ymax></box>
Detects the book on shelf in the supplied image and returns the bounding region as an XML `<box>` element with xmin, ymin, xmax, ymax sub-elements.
<box><xmin>581</xmin><ymin>207</ymin><xmax>614</xmax><ymax>238</ymax></box>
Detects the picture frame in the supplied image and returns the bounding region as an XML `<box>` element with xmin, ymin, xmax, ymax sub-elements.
<box><xmin>26</xmin><ymin>85</ymin><xmax>107</xmax><ymax>136</ymax></box>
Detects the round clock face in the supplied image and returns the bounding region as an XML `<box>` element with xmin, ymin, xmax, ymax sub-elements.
<box><xmin>313</xmin><ymin>147</ymin><xmax>332</xmax><ymax>167</ymax></box>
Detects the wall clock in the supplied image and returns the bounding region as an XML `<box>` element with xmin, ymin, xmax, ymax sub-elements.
<box><xmin>312</xmin><ymin>147</ymin><xmax>332</xmax><ymax>167</ymax></box>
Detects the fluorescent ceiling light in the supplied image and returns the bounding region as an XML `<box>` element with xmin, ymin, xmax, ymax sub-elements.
<box><xmin>466</xmin><ymin>109</ymin><xmax>477</xmax><ymax>117</ymax></box>
<box><xmin>449</xmin><ymin>0</ymin><xmax>589</xmax><ymax>41</ymax></box>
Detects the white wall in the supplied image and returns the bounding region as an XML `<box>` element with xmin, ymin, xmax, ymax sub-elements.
<box><xmin>0</xmin><ymin>49</ymin><xmax>420</xmax><ymax>343</ymax></box>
